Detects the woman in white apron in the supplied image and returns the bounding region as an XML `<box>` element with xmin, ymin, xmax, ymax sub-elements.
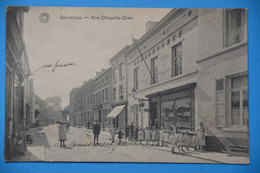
<box><xmin>197</xmin><ymin>122</ymin><xmax>206</xmax><ymax>151</ymax></box>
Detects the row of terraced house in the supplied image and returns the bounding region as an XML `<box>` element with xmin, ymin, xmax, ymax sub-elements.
<box><xmin>69</xmin><ymin>9</ymin><xmax>248</xmax><ymax>153</ymax></box>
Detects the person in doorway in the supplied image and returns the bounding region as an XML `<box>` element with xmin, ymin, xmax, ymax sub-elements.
<box><xmin>170</xmin><ymin>121</ymin><xmax>177</xmax><ymax>133</ymax></box>
<box><xmin>109</xmin><ymin>125</ymin><xmax>116</xmax><ymax>144</ymax></box>
<box><xmin>93</xmin><ymin>120</ymin><xmax>101</xmax><ymax>145</ymax></box>
<box><xmin>118</xmin><ymin>128</ymin><xmax>123</xmax><ymax>145</ymax></box>
<box><xmin>197</xmin><ymin>121</ymin><xmax>206</xmax><ymax>151</ymax></box>
<box><xmin>56</xmin><ymin>121</ymin><xmax>67</xmax><ymax>147</ymax></box>
<box><xmin>154</xmin><ymin>119</ymin><xmax>158</xmax><ymax>129</ymax></box>
<box><xmin>87</xmin><ymin>121</ymin><xmax>90</xmax><ymax>129</ymax></box>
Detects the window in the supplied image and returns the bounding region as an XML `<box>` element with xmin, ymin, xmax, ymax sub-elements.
<box><xmin>179</xmin><ymin>31</ymin><xmax>182</xmax><ymax>37</ymax></box>
<box><xmin>83</xmin><ymin>97</ymin><xmax>86</xmax><ymax>106</ymax></box>
<box><xmin>95</xmin><ymin>93</ymin><xmax>98</xmax><ymax>103</ymax></box>
<box><xmin>230</xmin><ymin>75</ymin><xmax>248</xmax><ymax>125</ymax></box>
<box><xmin>119</xmin><ymin>63</ymin><xmax>123</xmax><ymax>78</ymax></box>
<box><xmin>102</xmin><ymin>89</ymin><xmax>104</xmax><ymax>102</ymax></box>
<box><xmin>225</xmin><ymin>9</ymin><xmax>245</xmax><ymax>47</ymax></box>
<box><xmin>133</xmin><ymin>104</ymin><xmax>139</xmax><ymax>126</ymax></box>
<box><xmin>99</xmin><ymin>91</ymin><xmax>102</xmax><ymax>103</ymax></box>
<box><xmin>113</xmin><ymin>87</ymin><xmax>116</xmax><ymax>101</ymax></box>
<box><xmin>81</xmin><ymin>113</ymin><xmax>83</xmax><ymax>122</ymax></box>
<box><xmin>151</xmin><ymin>57</ymin><xmax>158</xmax><ymax>85</ymax></box>
<box><xmin>112</xmin><ymin>68</ymin><xmax>116</xmax><ymax>81</ymax></box>
<box><xmin>216</xmin><ymin>79</ymin><xmax>225</xmax><ymax>126</ymax></box>
<box><xmin>171</xmin><ymin>43</ymin><xmax>182</xmax><ymax>77</ymax></box>
<box><xmin>167</xmin><ymin>39</ymin><xmax>170</xmax><ymax>45</ymax></box>
<box><xmin>119</xmin><ymin>84</ymin><xmax>123</xmax><ymax>100</ymax></box>
<box><xmin>105</xmin><ymin>87</ymin><xmax>109</xmax><ymax>101</ymax></box>
<box><xmin>134</xmin><ymin>68</ymin><xmax>139</xmax><ymax>90</ymax></box>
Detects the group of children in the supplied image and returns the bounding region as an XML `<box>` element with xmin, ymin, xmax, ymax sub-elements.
<box><xmin>116</xmin><ymin>126</ymin><xmax>202</xmax><ymax>153</ymax></box>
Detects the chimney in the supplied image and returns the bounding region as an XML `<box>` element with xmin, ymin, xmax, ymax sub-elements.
<box><xmin>146</xmin><ymin>21</ymin><xmax>158</xmax><ymax>32</ymax></box>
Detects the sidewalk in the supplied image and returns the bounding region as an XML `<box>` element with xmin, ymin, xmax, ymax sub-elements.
<box><xmin>80</xmin><ymin>127</ymin><xmax>249</xmax><ymax>164</ymax></box>
<box><xmin>149</xmin><ymin>145</ymin><xmax>249</xmax><ymax>164</ymax></box>
<box><xmin>12</xmin><ymin>127</ymin><xmax>46</xmax><ymax>162</ymax></box>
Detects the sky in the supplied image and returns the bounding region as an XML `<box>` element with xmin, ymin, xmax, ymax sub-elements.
<box><xmin>23</xmin><ymin>7</ymin><xmax>171</xmax><ymax>107</ymax></box>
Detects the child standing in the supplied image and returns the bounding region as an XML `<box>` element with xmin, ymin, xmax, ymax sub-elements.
<box><xmin>151</xmin><ymin>127</ymin><xmax>156</xmax><ymax>146</ymax></box>
<box><xmin>144</xmin><ymin>127</ymin><xmax>150</xmax><ymax>146</ymax></box>
<box><xmin>138</xmin><ymin>128</ymin><xmax>144</xmax><ymax>145</ymax></box>
<box><xmin>169</xmin><ymin>131</ymin><xmax>176</xmax><ymax>153</ymax></box>
<box><xmin>159</xmin><ymin>128</ymin><xmax>164</xmax><ymax>146</ymax></box>
<box><xmin>176</xmin><ymin>130</ymin><xmax>184</xmax><ymax>151</ymax></box>
<box><xmin>163</xmin><ymin>130</ymin><xmax>169</xmax><ymax>147</ymax></box>
<box><xmin>192</xmin><ymin>133</ymin><xmax>199</xmax><ymax>151</ymax></box>
<box><xmin>183</xmin><ymin>131</ymin><xmax>191</xmax><ymax>151</ymax></box>
<box><xmin>155</xmin><ymin>128</ymin><xmax>160</xmax><ymax>146</ymax></box>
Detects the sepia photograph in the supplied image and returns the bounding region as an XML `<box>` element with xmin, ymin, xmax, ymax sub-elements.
<box><xmin>4</xmin><ymin>7</ymin><xmax>249</xmax><ymax>164</ymax></box>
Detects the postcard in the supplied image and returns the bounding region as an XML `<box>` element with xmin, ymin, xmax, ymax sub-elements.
<box><xmin>4</xmin><ymin>6</ymin><xmax>249</xmax><ymax>163</ymax></box>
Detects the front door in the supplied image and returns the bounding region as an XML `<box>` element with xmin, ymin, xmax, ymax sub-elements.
<box><xmin>150</xmin><ymin>102</ymin><xmax>159</xmax><ymax>129</ymax></box>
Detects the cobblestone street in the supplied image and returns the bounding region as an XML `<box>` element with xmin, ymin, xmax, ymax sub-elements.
<box><xmin>20</xmin><ymin>125</ymin><xmax>249</xmax><ymax>164</ymax></box>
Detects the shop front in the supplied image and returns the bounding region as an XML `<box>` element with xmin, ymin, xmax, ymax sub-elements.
<box><xmin>147</xmin><ymin>83</ymin><xmax>195</xmax><ymax>131</ymax></box>
<box><xmin>106</xmin><ymin>103</ymin><xmax>127</xmax><ymax>129</ymax></box>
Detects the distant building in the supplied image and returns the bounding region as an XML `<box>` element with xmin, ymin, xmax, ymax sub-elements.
<box><xmin>34</xmin><ymin>95</ymin><xmax>59</xmax><ymax>127</ymax></box>
<box><xmin>72</xmin><ymin>79</ymin><xmax>95</xmax><ymax>128</ymax></box>
<box><xmin>92</xmin><ymin>68</ymin><xmax>112</xmax><ymax>130</ymax></box>
<box><xmin>108</xmin><ymin>46</ymin><xmax>130</xmax><ymax>129</ymax></box>
<box><xmin>69</xmin><ymin>69</ymin><xmax>112</xmax><ymax>130</ymax></box>
<box><xmin>69</xmin><ymin>87</ymin><xmax>79</xmax><ymax>127</ymax></box>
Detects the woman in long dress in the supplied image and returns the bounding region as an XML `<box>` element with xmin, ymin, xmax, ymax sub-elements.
<box><xmin>197</xmin><ymin>121</ymin><xmax>206</xmax><ymax>151</ymax></box>
<box><xmin>57</xmin><ymin>121</ymin><xmax>67</xmax><ymax>147</ymax></box>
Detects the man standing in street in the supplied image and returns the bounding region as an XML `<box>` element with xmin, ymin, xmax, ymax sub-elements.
<box><xmin>93</xmin><ymin>120</ymin><xmax>101</xmax><ymax>145</ymax></box>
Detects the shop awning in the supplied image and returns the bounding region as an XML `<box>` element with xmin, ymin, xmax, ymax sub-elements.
<box><xmin>106</xmin><ymin>105</ymin><xmax>125</xmax><ymax>118</ymax></box>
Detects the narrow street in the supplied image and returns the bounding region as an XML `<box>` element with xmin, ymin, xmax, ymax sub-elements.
<box><xmin>19</xmin><ymin>125</ymin><xmax>249</xmax><ymax>164</ymax></box>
